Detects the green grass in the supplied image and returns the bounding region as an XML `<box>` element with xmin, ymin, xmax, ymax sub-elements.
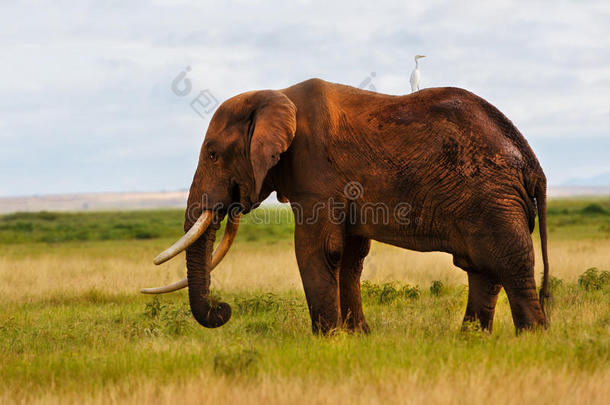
<box><xmin>0</xmin><ymin>206</ymin><xmax>296</xmax><ymax>244</ymax></box>
<box><xmin>546</xmin><ymin>198</ymin><xmax>610</xmax><ymax>240</ymax></box>
<box><xmin>1</xmin><ymin>280</ymin><xmax>608</xmax><ymax>396</ymax></box>
<box><xmin>0</xmin><ymin>197</ymin><xmax>609</xmax><ymax>402</ymax></box>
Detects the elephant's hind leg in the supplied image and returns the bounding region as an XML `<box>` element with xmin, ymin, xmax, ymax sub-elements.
<box><xmin>470</xmin><ymin>222</ymin><xmax>546</xmax><ymax>333</ymax></box>
<box><xmin>503</xmin><ymin>267</ymin><xmax>547</xmax><ymax>332</ymax></box>
<box><xmin>496</xmin><ymin>233</ymin><xmax>546</xmax><ymax>332</ymax></box>
<box><xmin>339</xmin><ymin>235</ymin><xmax>371</xmax><ymax>333</ymax></box>
<box><xmin>463</xmin><ymin>272</ymin><xmax>502</xmax><ymax>332</ymax></box>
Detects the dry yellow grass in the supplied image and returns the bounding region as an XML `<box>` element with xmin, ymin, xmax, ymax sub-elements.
<box><xmin>3</xmin><ymin>368</ymin><xmax>608</xmax><ymax>405</ymax></box>
<box><xmin>1</xmin><ymin>237</ymin><xmax>608</xmax><ymax>302</ymax></box>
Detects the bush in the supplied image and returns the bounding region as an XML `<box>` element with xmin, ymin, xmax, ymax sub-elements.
<box><xmin>161</xmin><ymin>304</ymin><xmax>192</xmax><ymax>336</ymax></box>
<box><xmin>460</xmin><ymin>320</ymin><xmax>487</xmax><ymax>341</ymax></box>
<box><xmin>123</xmin><ymin>320</ymin><xmax>162</xmax><ymax>339</ymax></box>
<box><xmin>430</xmin><ymin>280</ymin><xmax>444</xmax><ymax>297</ymax></box>
<box><xmin>578</xmin><ymin>267</ymin><xmax>610</xmax><ymax>291</ymax></box>
<box><xmin>142</xmin><ymin>297</ymin><xmax>192</xmax><ymax>335</ymax></box>
<box><xmin>37</xmin><ymin>211</ymin><xmax>58</xmax><ymax>221</ymax></box>
<box><xmin>581</xmin><ymin>204</ymin><xmax>608</xmax><ymax>216</ymax></box>
<box><xmin>134</xmin><ymin>230</ymin><xmax>160</xmax><ymax>239</ymax></box>
<box><xmin>14</xmin><ymin>222</ymin><xmax>33</xmax><ymax>232</ymax></box>
<box><xmin>400</xmin><ymin>284</ymin><xmax>421</xmax><ymax>299</ymax></box>
<box><xmin>361</xmin><ymin>281</ymin><xmax>420</xmax><ymax>304</ymax></box>
<box><xmin>144</xmin><ymin>297</ymin><xmax>165</xmax><ymax>319</ymax></box>
<box><xmin>234</xmin><ymin>293</ymin><xmax>280</xmax><ymax>315</ymax></box>
<box><xmin>548</xmin><ymin>275</ymin><xmax>564</xmax><ymax>293</ymax></box>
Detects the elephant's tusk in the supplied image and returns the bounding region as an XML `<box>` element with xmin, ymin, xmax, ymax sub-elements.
<box><xmin>210</xmin><ymin>214</ymin><xmax>240</xmax><ymax>268</ymax></box>
<box><xmin>140</xmin><ymin>278</ymin><xmax>187</xmax><ymax>294</ymax></box>
<box><xmin>141</xmin><ymin>214</ymin><xmax>241</xmax><ymax>294</ymax></box>
<box><xmin>152</xmin><ymin>211</ymin><xmax>214</xmax><ymax>265</ymax></box>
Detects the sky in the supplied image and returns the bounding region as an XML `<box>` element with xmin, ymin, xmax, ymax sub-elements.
<box><xmin>1</xmin><ymin>0</ymin><xmax>609</xmax><ymax>197</ymax></box>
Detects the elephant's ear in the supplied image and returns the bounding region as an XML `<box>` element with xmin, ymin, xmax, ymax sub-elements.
<box><xmin>249</xmin><ymin>91</ymin><xmax>297</xmax><ymax>199</ymax></box>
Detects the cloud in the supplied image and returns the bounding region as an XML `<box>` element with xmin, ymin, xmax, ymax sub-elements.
<box><xmin>0</xmin><ymin>0</ymin><xmax>609</xmax><ymax>195</ymax></box>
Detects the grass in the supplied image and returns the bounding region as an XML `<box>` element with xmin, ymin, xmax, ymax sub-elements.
<box><xmin>0</xmin><ymin>206</ymin><xmax>296</xmax><ymax>244</ymax></box>
<box><xmin>1</xmin><ymin>284</ymin><xmax>608</xmax><ymax>404</ymax></box>
<box><xmin>0</xmin><ymin>198</ymin><xmax>609</xmax><ymax>404</ymax></box>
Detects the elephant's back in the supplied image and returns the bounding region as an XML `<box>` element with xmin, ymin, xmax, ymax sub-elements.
<box><xmin>357</xmin><ymin>87</ymin><xmax>541</xmax><ymax>179</ymax></box>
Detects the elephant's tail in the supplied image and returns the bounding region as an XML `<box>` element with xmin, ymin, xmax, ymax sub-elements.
<box><xmin>535</xmin><ymin>177</ymin><xmax>551</xmax><ymax>323</ymax></box>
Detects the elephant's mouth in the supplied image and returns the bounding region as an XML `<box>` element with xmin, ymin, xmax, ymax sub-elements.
<box><xmin>230</xmin><ymin>180</ymin><xmax>258</xmax><ymax>214</ymax></box>
<box><xmin>231</xmin><ymin>181</ymin><xmax>242</xmax><ymax>208</ymax></box>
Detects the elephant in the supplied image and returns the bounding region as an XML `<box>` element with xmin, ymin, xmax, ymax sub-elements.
<box><xmin>142</xmin><ymin>78</ymin><xmax>550</xmax><ymax>335</ymax></box>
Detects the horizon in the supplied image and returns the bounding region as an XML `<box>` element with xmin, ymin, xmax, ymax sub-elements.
<box><xmin>1</xmin><ymin>184</ymin><xmax>608</xmax><ymax>200</ymax></box>
<box><xmin>0</xmin><ymin>186</ymin><xmax>607</xmax><ymax>216</ymax></box>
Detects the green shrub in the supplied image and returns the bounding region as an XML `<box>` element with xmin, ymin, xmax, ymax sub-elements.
<box><xmin>578</xmin><ymin>267</ymin><xmax>610</xmax><ymax>291</ymax></box>
<box><xmin>234</xmin><ymin>293</ymin><xmax>280</xmax><ymax>315</ymax></box>
<box><xmin>37</xmin><ymin>211</ymin><xmax>58</xmax><ymax>221</ymax></box>
<box><xmin>401</xmin><ymin>284</ymin><xmax>421</xmax><ymax>299</ymax></box>
<box><xmin>134</xmin><ymin>230</ymin><xmax>160</xmax><ymax>239</ymax></box>
<box><xmin>430</xmin><ymin>280</ymin><xmax>444</xmax><ymax>297</ymax></box>
<box><xmin>14</xmin><ymin>222</ymin><xmax>33</xmax><ymax>232</ymax></box>
<box><xmin>144</xmin><ymin>297</ymin><xmax>165</xmax><ymax>319</ymax></box>
<box><xmin>581</xmin><ymin>204</ymin><xmax>608</xmax><ymax>215</ymax></box>
<box><xmin>460</xmin><ymin>320</ymin><xmax>487</xmax><ymax>341</ymax></box>
<box><xmin>161</xmin><ymin>304</ymin><xmax>192</xmax><ymax>336</ymax></box>
<box><xmin>143</xmin><ymin>297</ymin><xmax>192</xmax><ymax>335</ymax></box>
<box><xmin>362</xmin><ymin>281</ymin><xmax>420</xmax><ymax>304</ymax></box>
<box><xmin>546</xmin><ymin>275</ymin><xmax>564</xmax><ymax>295</ymax></box>
<box><xmin>123</xmin><ymin>320</ymin><xmax>162</xmax><ymax>339</ymax></box>
<box><xmin>378</xmin><ymin>283</ymin><xmax>399</xmax><ymax>304</ymax></box>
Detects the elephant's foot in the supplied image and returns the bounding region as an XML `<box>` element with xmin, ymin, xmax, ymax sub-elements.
<box><xmin>311</xmin><ymin>311</ymin><xmax>342</xmax><ymax>335</ymax></box>
<box><xmin>341</xmin><ymin>309</ymin><xmax>370</xmax><ymax>334</ymax></box>
<box><xmin>340</xmin><ymin>236</ymin><xmax>371</xmax><ymax>334</ymax></box>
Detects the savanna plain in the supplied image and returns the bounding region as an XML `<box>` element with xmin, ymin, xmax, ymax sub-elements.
<box><xmin>0</xmin><ymin>198</ymin><xmax>609</xmax><ymax>404</ymax></box>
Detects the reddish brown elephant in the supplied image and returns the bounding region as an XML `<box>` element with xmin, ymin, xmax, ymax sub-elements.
<box><xmin>143</xmin><ymin>78</ymin><xmax>550</xmax><ymax>335</ymax></box>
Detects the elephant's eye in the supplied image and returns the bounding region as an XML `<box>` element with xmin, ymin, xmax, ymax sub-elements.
<box><xmin>208</xmin><ymin>151</ymin><xmax>218</xmax><ymax>162</ymax></box>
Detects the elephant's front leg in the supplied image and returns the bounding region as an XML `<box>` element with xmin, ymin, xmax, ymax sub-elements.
<box><xmin>340</xmin><ymin>235</ymin><xmax>371</xmax><ymax>333</ymax></box>
<box><xmin>294</xmin><ymin>219</ymin><xmax>344</xmax><ymax>335</ymax></box>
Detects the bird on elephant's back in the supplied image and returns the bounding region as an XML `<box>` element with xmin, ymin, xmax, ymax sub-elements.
<box><xmin>142</xmin><ymin>78</ymin><xmax>550</xmax><ymax>335</ymax></box>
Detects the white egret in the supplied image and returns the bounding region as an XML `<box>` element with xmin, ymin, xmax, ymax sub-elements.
<box><xmin>410</xmin><ymin>55</ymin><xmax>426</xmax><ymax>92</ymax></box>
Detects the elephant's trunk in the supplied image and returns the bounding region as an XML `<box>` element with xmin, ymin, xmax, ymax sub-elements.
<box><xmin>185</xmin><ymin>212</ymin><xmax>232</xmax><ymax>328</ymax></box>
<box><xmin>142</xmin><ymin>214</ymin><xmax>241</xmax><ymax>295</ymax></box>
